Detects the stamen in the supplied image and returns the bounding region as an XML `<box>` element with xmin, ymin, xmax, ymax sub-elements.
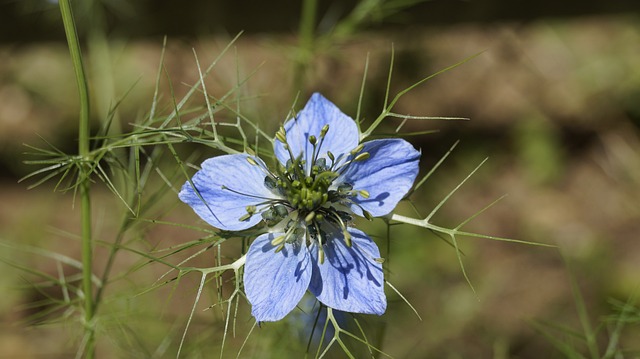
<box><xmin>304</xmin><ymin>211</ymin><xmax>316</xmax><ymax>224</ymax></box>
<box><xmin>276</xmin><ymin>126</ymin><xmax>299</xmax><ymax>166</ymax></box>
<box><xmin>326</xmin><ymin>210</ymin><xmax>349</xmax><ymax>235</ymax></box>
<box><xmin>312</xmin><ymin>125</ymin><xmax>329</xmax><ymax>167</ymax></box>
<box><xmin>317</xmin><ymin>244</ymin><xmax>325</xmax><ymax>264</ymax></box>
<box><xmin>320</xmin><ymin>124</ymin><xmax>329</xmax><ymax>138</ymax></box>
<box><xmin>275</xmin><ymin>127</ymin><xmax>287</xmax><ymax>143</ymax></box>
<box><xmin>270</xmin><ymin>235</ymin><xmax>285</xmax><ymax>246</ymax></box>
<box><xmin>274</xmin><ymin>243</ymin><xmax>285</xmax><ymax>253</ymax></box>
<box><xmin>354</xmin><ymin>152</ymin><xmax>370</xmax><ymax>162</ymax></box>
<box><xmin>350</xmin><ymin>144</ymin><xmax>364</xmax><ymax>156</ymax></box>
<box><xmin>244</xmin><ymin>154</ymin><xmax>280</xmax><ymax>183</ymax></box>
<box><xmin>331</xmin><ymin>145</ymin><xmax>369</xmax><ymax>174</ymax></box>
<box><xmin>339</xmin><ymin>196</ymin><xmax>374</xmax><ymax>221</ymax></box>
<box><xmin>221</xmin><ymin>185</ymin><xmax>280</xmax><ymax>202</ymax></box>
<box><xmin>343</xmin><ymin>230</ymin><xmax>352</xmax><ymax>247</ymax></box>
<box><xmin>308</xmin><ymin>136</ymin><xmax>319</xmax><ymax>176</ymax></box>
<box><xmin>238</xmin><ymin>205</ymin><xmax>258</xmax><ymax>221</ymax></box>
<box><xmin>327</xmin><ymin>151</ymin><xmax>335</xmax><ymax>164</ymax></box>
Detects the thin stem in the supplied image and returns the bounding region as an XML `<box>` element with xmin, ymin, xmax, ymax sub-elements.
<box><xmin>59</xmin><ymin>0</ymin><xmax>90</xmax><ymax>156</ymax></box>
<box><xmin>59</xmin><ymin>0</ymin><xmax>94</xmax><ymax>357</ymax></box>
<box><xmin>294</xmin><ymin>0</ymin><xmax>318</xmax><ymax>90</ymax></box>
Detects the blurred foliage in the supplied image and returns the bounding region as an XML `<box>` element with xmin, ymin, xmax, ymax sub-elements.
<box><xmin>2</xmin><ymin>0</ymin><xmax>640</xmax><ymax>42</ymax></box>
<box><xmin>1</xmin><ymin>1</ymin><xmax>640</xmax><ymax>358</ymax></box>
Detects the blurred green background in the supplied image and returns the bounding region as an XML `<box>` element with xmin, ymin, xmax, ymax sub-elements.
<box><xmin>1</xmin><ymin>1</ymin><xmax>640</xmax><ymax>358</ymax></box>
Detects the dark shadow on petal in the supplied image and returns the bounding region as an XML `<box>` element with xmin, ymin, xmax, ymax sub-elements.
<box><xmin>294</xmin><ymin>246</ymin><xmax>311</xmax><ymax>284</ymax></box>
<box><xmin>350</xmin><ymin>230</ymin><xmax>384</xmax><ymax>287</ymax></box>
<box><xmin>260</xmin><ymin>236</ymin><xmax>290</xmax><ymax>258</ymax></box>
<box><xmin>322</xmin><ymin>230</ymin><xmax>384</xmax><ymax>300</ymax></box>
<box><xmin>309</xmin><ymin>245</ymin><xmax>324</xmax><ymax>296</ymax></box>
<box><xmin>357</xmin><ymin>191</ymin><xmax>390</xmax><ymax>209</ymax></box>
<box><xmin>260</xmin><ymin>241</ymin><xmax>271</xmax><ymax>252</ymax></box>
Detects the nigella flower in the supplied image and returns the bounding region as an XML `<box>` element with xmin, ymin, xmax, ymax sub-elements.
<box><xmin>179</xmin><ymin>93</ymin><xmax>420</xmax><ymax>322</ymax></box>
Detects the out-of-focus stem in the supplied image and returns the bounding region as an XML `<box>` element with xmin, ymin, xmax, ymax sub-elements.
<box><xmin>294</xmin><ymin>0</ymin><xmax>318</xmax><ymax>90</ymax></box>
<box><xmin>58</xmin><ymin>0</ymin><xmax>94</xmax><ymax>357</ymax></box>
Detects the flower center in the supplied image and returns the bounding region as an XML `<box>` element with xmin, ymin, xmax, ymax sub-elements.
<box><xmin>235</xmin><ymin>124</ymin><xmax>374</xmax><ymax>262</ymax></box>
<box><xmin>276</xmin><ymin>158</ymin><xmax>335</xmax><ymax>213</ymax></box>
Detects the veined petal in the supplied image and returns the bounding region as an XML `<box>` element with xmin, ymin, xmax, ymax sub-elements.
<box><xmin>244</xmin><ymin>232</ymin><xmax>312</xmax><ymax>322</ymax></box>
<box><xmin>339</xmin><ymin>139</ymin><xmax>420</xmax><ymax>217</ymax></box>
<box><xmin>178</xmin><ymin>154</ymin><xmax>278</xmax><ymax>231</ymax></box>
<box><xmin>274</xmin><ymin>93</ymin><xmax>359</xmax><ymax>170</ymax></box>
<box><xmin>309</xmin><ymin>228</ymin><xmax>386</xmax><ymax>315</ymax></box>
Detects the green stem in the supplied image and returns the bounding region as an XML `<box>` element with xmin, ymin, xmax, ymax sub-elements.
<box><xmin>59</xmin><ymin>0</ymin><xmax>94</xmax><ymax>357</ymax></box>
<box><xmin>294</xmin><ymin>0</ymin><xmax>318</xmax><ymax>90</ymax></box>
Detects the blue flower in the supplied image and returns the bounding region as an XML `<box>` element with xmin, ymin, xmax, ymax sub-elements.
<box><xmin>179</xmin><ymin>93</ymin><xmax>420</xmax><ymax>322</ymax></box>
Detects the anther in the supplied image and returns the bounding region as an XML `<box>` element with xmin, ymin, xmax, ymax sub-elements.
<box><xmin>276</xmin><ymin>127</ymin><xmax>287</xmax><ymax>143</ymax></box>
<box><xmin>308</xmin><ymin>135</ymin><xmax>317</xmax><ymax>145</ymax></box>
<box><xmin>318</xmin><ymin>245</ymin><xmax>325</xmax><ymax>264</ymax></box>
<box><xmin>271</xmin><ymin>235</ymin><xmax>285</xmax><ymax>246</ymax></box>
<box><xmin>246</xmin><ymin>157</ymin><xmax>258</xmax><ymax>166</ymax></box>
<box><xmin>305</xmin><ymin>211</ymin><xmax>316</xmax><ymax>224</ymax></box>
<box><xmin>350</xmin><ymin>144</ymin><xmax>364</xmax><ymax>156</ymax></box>
<box><xmin>274</xmin><ymin>243</ymin><xmax>285</xmax><ymax>253</ymax></box>
<box><xmin>239</xmin><ymin>205</ymin><xmax>257</xmax><ymax>221</ymax></box>
<box><xmin>354</xmin><ymin>152</ymin><xmax>370</xmax><ymax>162</ymax></box>
<box><xmin>343</xmin><ymin>230</ymin><xmax>352</xmax><ymax>247</ymax></box>
<box><xmin>320</xmin><ymin>124</ymin><xmax>329</xmax><ymax>137</ymax></box>
<box><xmin>359</xmin><ymin>190</ymin><xmax>370</xmax><ymax>199</ymax></box>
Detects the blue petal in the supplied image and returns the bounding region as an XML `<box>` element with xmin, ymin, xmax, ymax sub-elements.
<box><xmin>244</xmin><ymin>232</ymin><xmax>312</xmax><ymax>322</ymax></box>
<box><xmin>178</xmin><ymin>154</ymin><xmax>278</xmax><ymax>231</ymax></box>
<box><xmin>274</xmin><ymin>93</ymin><xmax>359</xmax><ymax>170</ymax></box>
<box><xmin>338</xmin><ymin>139</ymin><xmax>420</xmax><ymax>217</ymax></box>
<box><xmin>309</xmin><ymin>228</ymin><xmax>386</xmax><ymax>315</ymax></box>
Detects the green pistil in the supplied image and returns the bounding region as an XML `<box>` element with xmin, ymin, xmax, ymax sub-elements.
<box><xmin>283</xmin><ymin>167</ymin><xmax>333</xmax><ymax>212</ymax></box>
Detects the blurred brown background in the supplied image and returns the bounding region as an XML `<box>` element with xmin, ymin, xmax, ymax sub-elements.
<box><xmin>1</xmin><ymin>1</ymin><xmax>639</xmax><ymax>358</ymax></box>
